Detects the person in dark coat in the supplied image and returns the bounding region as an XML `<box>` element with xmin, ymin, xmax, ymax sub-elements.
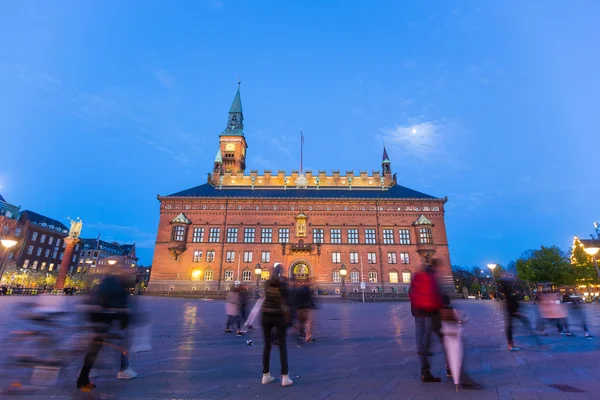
<box><xmin>500</xmin><ymin>279</ymin><xmax>539</xmax><ymax>351</ymax></box>
<box><xmin>261</xmin><ymin>263</ymin><xmax>293</xmax><ymax>387</ymax></box>
<box><xmin>295</xmin><ymin>280</ymin><xmax>316</xmax><ymax>342</ymax></box>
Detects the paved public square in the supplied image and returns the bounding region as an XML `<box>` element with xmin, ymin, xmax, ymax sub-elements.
<box><xmin>1</xmin><ymin>296</ymin><xmax>600</xmax><ymax>399</ymax></box>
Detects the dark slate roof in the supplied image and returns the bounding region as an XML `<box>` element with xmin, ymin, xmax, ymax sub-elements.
<box><xmin>121</xmin><ymin>244</ymin><xmax>134</xmax><ymax>255</ymax></box>
<box><xmin>20</xmin><ymin>210</ymin><xmax>68</xmax><ymax>231</ymax></box>
<box><xmin>166</xmin><ymin>183</ymin><xmax>437</xmax><ymax>200</ymax></box>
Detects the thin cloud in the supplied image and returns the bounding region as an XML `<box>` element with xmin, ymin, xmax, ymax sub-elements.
<box><xmin>154</xmin><ymin>68</ymin><xmax>174</xmax><ymax>88</ymax></box>
<box><xmin>378</xmin><ymin>121</ymin><xmax>443</xmax><ymax>160</ymax></box>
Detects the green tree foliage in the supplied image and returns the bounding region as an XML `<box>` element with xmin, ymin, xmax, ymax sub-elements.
<box><xmin>516</xmin><ymin>246</ymin><xmax>574</xmax><ymax>285</ymax></box>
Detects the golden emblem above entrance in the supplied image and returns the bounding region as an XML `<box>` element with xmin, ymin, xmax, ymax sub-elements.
<box><xmin>295</xmin><ymin>211</ymin><xmax>307</xmax><ymax>238</ymax></box>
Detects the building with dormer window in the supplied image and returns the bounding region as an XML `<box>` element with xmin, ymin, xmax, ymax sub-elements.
<box><xmin>150</xmin><ymin>84</ymin><xmax>452</xmax><ymax>294</ymax></box>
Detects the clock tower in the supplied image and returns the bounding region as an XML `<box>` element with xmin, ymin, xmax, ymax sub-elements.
<box><xmin>214</xmin><ymin>81</ymin><xmax>248</xmax><ymax>178</ymax></box>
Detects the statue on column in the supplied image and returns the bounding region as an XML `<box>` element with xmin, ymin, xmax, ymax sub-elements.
<box><xmin>67</xmin><ymin>217</ymin><xmax>83</xmax><ymax>239</ymax></box>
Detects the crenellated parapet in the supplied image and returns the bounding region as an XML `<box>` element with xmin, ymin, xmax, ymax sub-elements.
<box><xmin>209</xmin><ymin>169</ymin><xmax>395</xmax><ymax>189</ymax></box>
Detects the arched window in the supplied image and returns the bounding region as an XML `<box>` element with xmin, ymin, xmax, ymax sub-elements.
<box><xmin>242</xmin><ymin>269</ymin><xmax>252</xmax><ymax>282</ymax></box>
<box><xmin>402</xmin><ymin>269</ymin><xmax>412</xmax><ymax>284</ymax></box>
<box><xmin>350</xmin><ymin>269</ymin><xmax>360</xmax><ymax>283</ymax></box>
<box><xmin>389</xmin><ymin>270</ymin><xmax>399</xmax><ymax>283</ymax></box>
<box><xmin>191</xmin><ymin>269</ymin><xmax>202</xmax><ymax>281</ymax></box>
<box><xmin>332</xmin><ymin>269</ymin><xmax>341</xmax><ymax>283</ymax></box>
<box><xmin>224</xmin><ymin>269</ymin><xmax>234</xmax><ymax>281</ymax></box>
<box><xmin>419</xmin><ymin>228</ymin><xmax>432</xmax><ymax>244</ymax></box>
<box><xmin>368</xmin><ymin>270</ymin><xmax>378</xmax><ymax>283</ymax></box>
<box><xmin>204</xmin><ymin>269</ymin><xmax>213</xmax><ymax>281</ymax></box>
<box><xmin>261</xmin><ymin>270</ymin><xmax>270</xmax><ymax>281</ymax></box>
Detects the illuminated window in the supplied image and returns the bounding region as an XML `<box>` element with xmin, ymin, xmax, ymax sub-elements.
<box><xmin>350</xmin><ymin>270</ymin><xmax>360</xmax><ymax>283</ymax></box>
<box><xmin>330</xmin><ymin>229</ymin><xmax>341</xmax><ymax>244</ymax></box>
<box><xmin>348</xmin><ymin>229</ymin><xmax>359</xmax><ymax>244</ymax></box>
<box><xmin>261</xmin><ymin>228</ymin><xmax>272</xmax><ymax>243</ymax></box>
<box><xmin>242</xmin><ymin>270</ymin><xmax>252</xmax><ymax>282</ymax></box>
<box><xmin>332</xmin><ymin>270</ymin><xmax>341</xmax><ymax>283</ymax></box>
<box><xmin>204</xmin><ymin>269</ymin><xmax>213</xmax><ymax>281</ymax></box>
<box><xmin>368</xmin><ymin>271</ymin><xmax>378</xmax><ymax>283</ymax></box>
<box><xmin>193</xmin><ymin>250</ymin><xmax>202</xmax><ymax>262</ymax></box>
<box><xmin>244</xmin><ymin>228</ymin><xmax>255</xmax><ymax>243</ymax></box>
<box><xmin>367</xmin><ymin>252</ymin><xmax>376</xmax><ymax>264</ymax></box>
<box><xmin>41</xmin><ymin>262</ymin><xmax>47</xmax><ymax>270</ymax></box>
<box><xmin>224</xmin><ymin>269</ymin><xmax>234</xmax><ymax>281</ymax></box>
<box><xmin>419</xmin><ymin>228</ymin><xmax>432</xmax><ymax>244</ymax></box>
<box><xmin>399</xmin><ymin>229</ymin><xmax>411</xmax><ymax>245</ymax></box>
<box><xmin>227</xmin><ymin>228</ymin><xmax>238</xmax><ymax>243</ymax></box>
<box><xmin>32</xmin><ymin>261</ymin><xmax>38</xmax><ymax>269</ymax></box>
<box><xmin>365</xmin><ymin>229</ymin><xmax>376</xmax><ymax>244</ymax></box>
<box><xmin>192</xmin><ymin>228</ymin><xmax>204</xmax><ymax>243</ymax></box>
<box><xmin>313</xmin><ymin>228</ymin><xmax>324</xmax><ymax>243</ymax></box>
<box><xmin>48</xmin><ymin>263</ymin><xmax>54</xmax><ymax>271</ymax></box>
<box><xmin>402</xmin><ymin>270</ymin><xmax>412</xmax><ymax>284</ymax></box>
<box><xmin>389</xmin><ymin>271</ymin><xmax>399</xmax><ymax>283</ymax></box>
<box><xmin>23</xmin><ymin>259</ymin><xmax>29</xmax><ymax>268</ymax></box>
<box><xmin>191</xmin><ymin>269</ymin><xmax>202</xmax><ymax>281</ymax></box>
<box><xmin>332</xmin><ymin>252</ymin><xmax>341</xmax><ymax>263</ymax></box>
<box><xmin>383</xmin><ymin>229</ymin><xmax>394</xmax><ymax>244</ymax></box>
<box><xmin>400</xmin><ymin>252</ymin><xmax>410</xmax><ymax>264</ymax></box>
<box><xmin>261</xmin><ymin>270</ymin><xmax>270</xmax><ymax>281</ymax></box>
<box><xmin>172</xmin><ymin>226</ymin><xmax>185</xmax><ymax>242</ymax></box>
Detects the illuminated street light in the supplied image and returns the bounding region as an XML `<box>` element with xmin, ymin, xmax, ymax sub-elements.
<box><xmin>487</xmin><ymin>263</ymin><xmax>498</xmax><ymax>301</ymax></box>
<box><xmin>254</xmin><ymin>263</ymin><xmax>262</xmax><ymax>299</ymax></box>
<box><xmin>584</xmin><ymin>246</ymin><xmax>600</xmax><ymax>282</ymax></box>
<box><xmin>340</xmin><ymin>264</ymin><xmax>347</xmax><ymax>299</ymax></box>
<box><xmin>0</xmin><ymin>237</ymin><xmax>19</xmax><ymax>282</ymax></box>
<box><xmin>108</xmin><ymin>260</ymin><xmax>117</xmax><ymax>265</ymax></box>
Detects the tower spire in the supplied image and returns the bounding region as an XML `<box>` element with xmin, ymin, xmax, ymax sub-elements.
<box><xmin>222</xmin><ymin>81</ymin><xmax>244</xmax><ymax>135</ymax></box>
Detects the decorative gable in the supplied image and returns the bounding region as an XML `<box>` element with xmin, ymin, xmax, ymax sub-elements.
<box><xmin>171</xmin><ymin>212</ymin><xmax>191</xmax><ymax>225</ymax></box>
<box><xmin>413</xmin><ymin>214</ymin><xmax>433</xmax><ymax>226</ymax></box>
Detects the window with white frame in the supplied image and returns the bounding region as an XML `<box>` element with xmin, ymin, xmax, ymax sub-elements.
<box><xmin>332</xmin><ymin>271</ymin><xmax>341</xmax><ymax>283</ymax></box>
<box><xmin>365</xmin><ymin>229</ymin><xmax>376</xmax><ymax>244</ymax></box>
<box><xmin>400</xmin><ymin>252</ymin><xmax>410</xmax><ymax>264</ymax></box>
<box><xmin>193</xmin><ymin>250</ymin><xmax>202</xmax><ymax>262</ymax></box>
<box><xmin>209</xmin><ymin>228</ymin><xmax>221</xmax><ymax>243</ymax></box>
<box><xmin>367</xmin><ymin>252</ymin><xmax>376</xmax><ymax>264</ymax></box>
<box><xmin>261</xmin><ymin>228</ymin><xmax>272</xmax><ymax>243</ymax></box>
<box><xmin>206</xmin><ymin>251</ymin><xmax>215</xmax><ymax>262</ymax></box>
<box><xmin>388</xmin><ymin>252</ymin><xmax>397</xmax><ymax>264</ymax></box>
<box><xmin>330</xmin><ymin>229</ymin><xmax>341</xmax><ymax>244</ymax></box>
<box><xmin>350</xmin><ymin>252</ymin><xmax>359</xmax><ymax>264</ymax></box>
<box><xmin>243</xmin><ymin>251</ymin><xmax>253</xmax><ymax>262</ymax></box>
<box><xmin>226</xmin><ymin>251</ymin><xmax>235</xmax><ymax>262</ymax></box>
<box><xmin>389</xmin><ymin>271</ymin><xmax>399</xmax><ymax>283</ymax></box>
<box><xmin>32</xmin><ymin>232</ymin><xmax>38</xmax><ymax>241</ymax></box>
<box><xmin>402</xmin><ymin>270</ymin><xmax>412</xmax><ymax>283</ymax></box>
<box><xmin>332</xmin><ymin>252</ymin><xmax>341</xmax><ymax>263</ymax></box>
<box><xmin>224</xmin><ymin>269</ymin><xmax>234</xmax><ymax>281</ymax></box>
<box><xmin>419</xmin><ymin>228</ymin><xmax>432</xmax><ymax>244</ymax></box>
<box><xmin>278</xmin><ymin>228</ymin><xmax>290</xmax><ymax>243</ymax></box>
<box><xmin>383</xmin><ymin>229</ymin><xmax>394</xmax><ymax>244</ymax></box>
<box><xmin>369</xmin><ymin>271</ymin><xmax>378</xmax><ymax>283</ymax></box>
<box><xmin>261</xmin><ymin>251</ymin><xmax>270</xmax><ymax>263</ymax></box>
<box><xmin>399</xmin><ymin>229</ymin><xmax>411</xmax><ymax>245</ymax></box>
<box><xmin>244</xmin><ymin>228</ymin><xmax>255</xmax><ymax>243</ymax></box>
<box><xmin>350</xmin><ymin>270</ymin><xmax>360</xmax><ymax>283</ymax></box>
<box><xmin>242</xmin><ymin>270</ymin><xmax>252</xmax><ymax>282</ymax></box>
<box><xmin>172</xmin><ymin>226</ymin><xmax>185</xmax><ymax>242</ymax></box>
<box><xmin>204</xmin><ymin>269</ymin><xmax>214</xmax><ymax>281</ymax></box>
<box><xmin>227</xmin><ymin>228</ymin><xmax>238</xmax><ymax>243</ymax></box>
<box><xmin>348</xmin><ymin>229</ymin><xmax>359</xmax><ymax>244</ymax></box>
<box><xmin>192</xmin><ymin>227</ymin><xmax>204</xmax><ymax>243</ymax></box>
<box><xmin>40</xmin><ymin>234</ymin><xmax>46</xmax><ymax>244</ymax></box>
<box><xmin>23</xmin><ymin>259</ymin><xmax>29</xmax><ymax>268</ymax></box>
<box><xmin>313</xmin><ymin>228</ymin><xmax>324</xmax><ymax>243</ymax></box>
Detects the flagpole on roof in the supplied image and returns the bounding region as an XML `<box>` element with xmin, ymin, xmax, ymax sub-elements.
<box><xmin>300</xmin><ymin>131</ymin><xmax>304</xmax><ymax>174</ymax></box>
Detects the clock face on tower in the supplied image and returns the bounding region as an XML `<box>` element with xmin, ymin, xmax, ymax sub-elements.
<box><xmin>225</xmin><ymin>142</ymin><xmax>236</xmax><ymax>152</ymax></box>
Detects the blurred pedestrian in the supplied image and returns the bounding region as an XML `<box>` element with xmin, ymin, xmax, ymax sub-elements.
<box><xmin>261</xmin><ymin>263</ymin><xmax>293</xmax><ymax>387</ymax></box>
<box><xmin>565</xmin><ymin>294</ymin><xmax>594</xmax><ymax>339</ymax></box>
<box><xmin>538</xmin><ymin>288</ymin><xmax>570</xmax><ymax>336</ymax></box>
<box><xmin>409</xmin><ymin>262</ymin><xmax>443</xmax><ymax>383</ymax></box>
<box><xmin>501</xmin><ymin>279</ymin><xmax>540</xmax><ymax>351</ymax></box>
<box><xmin>239</xmin><ymin>284</ymin><xmax>252</xmax><ymax>331</ymax></box>
<box><xmin>225</xmin><ymin>286</ymin><xmax>243</xmax><ymax>335</ymax></box>
<box><xmin>295</xmin><ymin>280</ymin><xmax>316</xmax><ymax>342</ymax></box>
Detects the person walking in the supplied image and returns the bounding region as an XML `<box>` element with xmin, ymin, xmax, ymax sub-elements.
<box><xmin>409</xmin><ymin>262</ymin><xmax>443</xmax><ymax>383</ymax></box>
<box><xmin>239</xmin><ymin>285</ymin><xmax>252</xmax><ymax>331</ymax></box>
<box><xmin>76</xmin><ymin>270</ymin><xmax>138</xmax><ymax>391</ymax></box>
<box><xmin>261</xmin><ymin>263</ymin><xmax>293</xmax><ymax>387</ymax></box>
<box><xmin>225</xmin><ymin>286</ymin><xmax>243</xmax><ymax>335</ymax></box>
<box><xmin>295</xmin><ymin>280</ymin><xmax>316</xmax><ymax>342</ymax></box>
<box><xmin>565</xmin><ymin>294</ymin><xmax>594</xmax><ymax>339</ymax></box>
<box><xmin>500</xmin><ymin>280</ymin><xmax>540</xmax><ymax>351</ymax></box>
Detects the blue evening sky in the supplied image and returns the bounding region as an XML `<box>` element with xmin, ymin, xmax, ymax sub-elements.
<box><xmin>1</xmin><ymin>1</ymin><xmax>599</xmax><ymax>268</ymax></box>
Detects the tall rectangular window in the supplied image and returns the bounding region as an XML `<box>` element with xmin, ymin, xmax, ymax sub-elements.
<box><xmin>204</xmin><ymin>270</ymin><xmax>214</xmax><ymax>281</ymax></box>
<box><xmin>350</xmin><ymin>252</ymin><xmax>359</xmax><ymax>264</ymax></box>
<box><xmin>44</xmin><ymin>249</ymin><xmax>50</xmax><ymax>258</ymax></box>
<box><xmin>15</xmin><ymin>228</ymin><xmax>21</xmax><ymax>237</ymax></box>
<box><xmin>383</xmin><ymin>229</ymin><xmax>395</xmax><ymax>244</ymax></box>
<box><xmin>53</xmin><ymin>249</ymin><xmax>58</xmax><ymax>259</ymax></box>
<box><xmin>313</xmin><ymin>228</ymin><xmax>324</xmax><ymax>243</ymax></box>
<box><xmin>36</xmin><ymin>247</ymin><xmax>42</xmax><ymax>256</ymax></box>
<box><xmin>348</xmin><ymin>229</ymin><xmax>359</xmax><ymax>244</ymax></box>
<box><xmin>244</xmin><ymin>251</ymin><xmax>253</xmax><ymax>262</ymax></box>
<box><xmin>244</xmin><ymin>228</ymin><xmax>255</xmax><ymax>243</ymax></box>
<box><xmin>23</xmin><ymin>259</ymin><xmax>29</xmax><ymax>268</ymax></box>
<box><xmin>48</xmin><ymin>236</ymin><xmax>54</xmax><ymax>245</ymax></box>
<box><xmin>209</xmin><ymin>228</ymin><xmax>221</xmax><ymax>243</ymax></box>
<box><xmin>192</xmin><ymin>228</ymin><xmax>204</xmax><ymax>243</ymax></box>
<box><xmin>224</xmin><ymin>270</ymin><xmax>234</xmax><ymax>281</ymax></box>
<box><xmin>60</xmin><ymin>252</ymin><xmax>64</xmax><ymax>260</ymax></box>
<box><xmin>226</xmin><ymin>251</ymin><xmax>235</xmax><ymax>262</ymax></box>
<box><xmin>227</xmin><ymin>228</ymin><xmax>238</xmax><ymax>243</ymax></box>
<box><xmin>32</xmin><ymin>232</ymin><xmax>38</xmax><ymax>241</ymax></box>
<box><xmin>402</xmin><ymin>271</ymin><xmax>412</xmax><ymax>284</ymax></box>
<box><xmin>172</xmin><ymin>226</ymin><xmax>185</xmax><ymax>242</ymax></box>
<box><xmin>206</xmin><ymin>251</ymin><xmax>215</xmax><ymax>262</ymax></box>
<box><xmin>332</xmin><ymin>271</ymin><xmax>341</xmax><ymax>283</ymax></box>
<box><xmin>27</xmin><ymin>245</ymin><xmax>34</xmax><ymax>255</ymax></box>
<box><xmin>193</xmin><ymin>250</ymin><xmax>203</xmax><ymax>262</ymax></box>
<box><xmin>367</xmin><ymin>252</ymin><xmax>377</xmax><ymax>264</ymax></box>
<box><xmin>40</xmin><ymin>234</ymin><xmax>46</xmax><ymax>244</ymax></box>
<box><xmin>332</xmin><ymin>252</ymin><xmax>341</xmax><ymax>263</ymax></box>
<box><xmin>365</xmin><ymin>229</ymin><xmax>376</xmax><ymax>244</ymax></box>
<box><xmin>32</xmin><ymin>261</ymin><xmax>38</xmax><ymax>270</ymax></box>
<box><xmin>388</xmin><ymin>253</ymin><xmax>397</xmax><ymax>264</ymax></box>
<box><xmin>400</xmin><ymin>252</ymin><xmax>410</xmax><ymax>264</ymax></box>
<box><xmin>278</xmin><ymin>229</ymin><xmax>290</xmax><ymax>243</ymax></box>
<box><xmin>399</xmin><ymin>229</ymin><xmax>411</xmax><ymax>245</ymax></box>
<box><xmin>261</xmin><ymin>251</ymin><xmax>271</xmax><ymax>263</ymax></box>
<box><xmin>351</xmin><ymin>271</ymin><xmax>360</xmax><ymax>283</ymax></box>
<box><xmin>369</xmin><ymin>271</ymin><xmax>378</xmax><ymax>283</ymax></box>
<box><xmin>261</xmin><ymin>228</ymin><xmax>272</xmax><ymax>243</ymax></box>
<box><xmin>419</xmin><ymin>228</ymin><xmax>432</xmax><ymax>244</ymax></box>
<box><xmin>389</xmin><ymin>271</ymin><xmax>399</xmax><ymax>283</ymax></box>
<box><xmin>330</xmin><ymin>229</ymin><xmax>341</xmax><ymax>244</ymax></box>
<box><xmin>242</xmin><ymin>270</ymin><xmax>252</xmax><ymax>282</ymax></box>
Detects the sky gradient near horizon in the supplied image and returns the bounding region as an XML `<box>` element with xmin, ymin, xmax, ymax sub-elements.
<box><xmin>1</xmin><ymin>1</ymin><xmax>599</xmax><ymax>268</ymax></box>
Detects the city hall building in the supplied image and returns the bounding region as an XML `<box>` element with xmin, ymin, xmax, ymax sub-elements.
<box><xmin>149</xmin><ymin>85</ymin><xmax>452</xmax><ymax>294</ymax></box>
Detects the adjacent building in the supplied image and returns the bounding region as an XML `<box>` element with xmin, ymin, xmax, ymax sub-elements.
<box><xmin>150</xmin><ymin>85</ymin><xmax>453</xmax><ymax>293</ymax></box>
<box><xmin>71</xmin><ymin>239</ymin><xmax>138</xmax><ymax>276</ymax></box>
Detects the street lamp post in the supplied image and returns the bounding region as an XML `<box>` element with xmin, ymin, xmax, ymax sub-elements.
<box><xmin>0</xmin><ymin>238</ymin><xmax>18</xmax><ymax>283</ymax></box>
<box><xmin>487</xmin><ymin>263</ymin><xmax>498</xmax><ymax>300</ymax></box>
<box><xmin>584</xmin><ymin>247</ymin><xmax>600</xmax><ymax>282</ymax></box>
<box><xmin>254</xmin><ymin>263</ymin><xmax>262</xmax><ymax>299</ymax></box>
<box><xmin>340</xmin><ymin>264</ymin><xmax>347</xmax><ymax>299</ymax></box>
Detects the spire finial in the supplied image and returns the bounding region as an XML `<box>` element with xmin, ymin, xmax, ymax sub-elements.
<box><xmin>238</xmin><ymin>77</ymin><xmax>241</xmax><ymax>89</ymax></box>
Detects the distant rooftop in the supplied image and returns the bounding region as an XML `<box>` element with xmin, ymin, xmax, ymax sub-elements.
<box><xmin>20</xmin><ymin>210</ymin><xmax>68</xmax><ymax>232</ymax></box>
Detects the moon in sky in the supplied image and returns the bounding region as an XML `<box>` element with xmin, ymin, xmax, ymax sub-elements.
<box><xmin>411</xmin><ymin>128</ymin><xmax>417</xmax><ymax>134</ymax></box>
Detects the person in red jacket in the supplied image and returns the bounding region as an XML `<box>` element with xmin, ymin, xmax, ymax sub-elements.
<box><xmin>409</xmin><ymin>262</ymin><xmax>443</xmax><ymax>382</ymax></box>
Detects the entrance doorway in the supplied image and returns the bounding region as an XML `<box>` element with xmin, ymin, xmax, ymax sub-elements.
<box><xmin>291</xmin><ymin>262</ymin><xmax>310</xmax><ymax>281</ymax></box>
